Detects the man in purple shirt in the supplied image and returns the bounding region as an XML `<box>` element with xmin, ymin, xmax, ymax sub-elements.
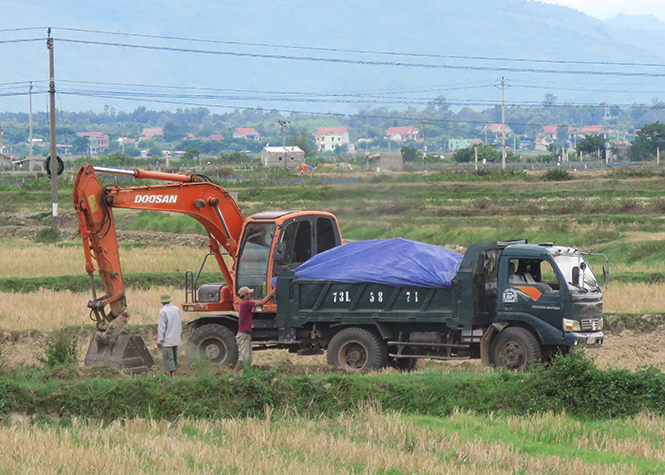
<box><xmin>234</xmin><ymin>286</ymin><xmax>275</xmax><ymax>375</ymax></box>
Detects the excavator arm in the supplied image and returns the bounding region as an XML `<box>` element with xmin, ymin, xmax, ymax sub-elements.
<box><xmin>73</xmin><ymin>164</ymin><xmax>246</xmax><ymax>372</ymax></box>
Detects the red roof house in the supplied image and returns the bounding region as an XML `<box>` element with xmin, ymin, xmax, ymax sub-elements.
<box><xmin>313</xmin><ymin>127</ymin><xmax>350</xmax><ymax>152</ymax></box>
<box><xmin>386</xmin><ymin>126</ymin><xmax>420</xmax><ymax>142</ymax></box>
<box><xmin>76</xmin><ymin>132</ymin><xmax>109</xmax><ymax>153</ymax></box>
<box><xmin>140</xmin><ymin>128</ymin><xmax>164</xmax><ymax>141</ymax></box>
<box><xmin>233</xmin><ymin>128</ymin><xmax>261</xmax><ymax>141</ymax></box>
<box><xmin>578</xmin><ymin>125</ymin><xmax>605</xmax><ymax>135</ymax></box>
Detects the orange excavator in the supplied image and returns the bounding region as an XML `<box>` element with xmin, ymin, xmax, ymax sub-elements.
<box><xmin>73</xmin><ymin>164</ymin><xmax>341</xmax><ymax>373</ymax></box>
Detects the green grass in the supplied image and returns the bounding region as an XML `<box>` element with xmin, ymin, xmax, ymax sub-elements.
<box><xmin>0</xmin><ymin>272</ymin><xmax>221</xmax><ymax>293</ymax></box>
<box><xmin>1</xmin><ymin>351</ymin><xmax>665</xmax><ymax>423</ymax></box>
<box><xmin>414</xmin><ymin>412</ymin><xmax>664</xmax><ymax>473</ymax></box>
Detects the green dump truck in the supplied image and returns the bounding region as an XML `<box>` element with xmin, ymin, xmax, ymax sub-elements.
<box><xmin>271</xmin><ymin>239</ymin><xmax>607</xmax><ymax>371</ymax></box>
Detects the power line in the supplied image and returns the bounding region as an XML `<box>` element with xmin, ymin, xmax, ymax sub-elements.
<box><xmin>52</xmin><ymin>27</ymin><xmax>665</xmax><ymax>69</ymax></box>
<box><xmin>53</xmin><ymin>37</ymin><xmax>665</xmax><ymax>78</ymax></box>
<box><xmin>0</xmin><ymin>38</ymin><xmax>43</xmax><ymax>45</ymax></box>
<box><xmin>0</xmin><ymin>27</ymin><xmax>47</xmax><ymax>33</ymax></box>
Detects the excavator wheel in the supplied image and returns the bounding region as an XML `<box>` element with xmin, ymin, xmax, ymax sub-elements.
<box><xmin>188</xmin><ymin>324</ymin><xmax>239</xmax><ymax>366</ymax></box>
<box><xmin>85</xmin><ymin>332</ymin><xmax>156</xmax><ymax>374</ymax></box>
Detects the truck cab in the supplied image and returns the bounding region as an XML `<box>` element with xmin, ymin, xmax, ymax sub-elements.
<box><xmin>496</xmin><ymin>243</ymin><xmax>605</xmax><ymax>349</ymax></box>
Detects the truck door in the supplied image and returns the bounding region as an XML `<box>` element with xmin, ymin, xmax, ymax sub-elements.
<box><xmin>498</xmin><ymin>256</ymin><xmax>565</xmax><ymax>337</ymax></box>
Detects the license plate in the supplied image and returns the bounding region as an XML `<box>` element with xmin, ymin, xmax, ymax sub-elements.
<box><xmin>587</xmin><ymin>336</ymin><xmax>596</xmax><ymax>344</ymax></box>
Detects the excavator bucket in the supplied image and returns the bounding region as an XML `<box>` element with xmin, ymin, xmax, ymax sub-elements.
<box><xmin>85</xmin><ymin>332</ymin><xmax>155</xmax><ymax>374</ymax></box>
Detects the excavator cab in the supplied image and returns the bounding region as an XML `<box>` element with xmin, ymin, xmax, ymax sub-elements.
<box><xmin>236</xmin><ymin>211</ymin><xmax>341</xmax><ymax>300</ymax></box>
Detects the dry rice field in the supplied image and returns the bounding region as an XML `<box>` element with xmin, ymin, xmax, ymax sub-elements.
<box><xmin>1</xmin><ymin>408</ymin><xmax>663</xmax><ymax>474</ymax></box>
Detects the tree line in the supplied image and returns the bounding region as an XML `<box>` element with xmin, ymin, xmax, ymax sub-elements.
<box><xmin>2</xmin><ymin>94</ymin><xmax>665</xmax><ymax>160</ymax></box>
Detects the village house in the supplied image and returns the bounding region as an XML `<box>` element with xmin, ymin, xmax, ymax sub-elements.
<box><xmin>140</xmin><ymin>128</ymin><xmax>164</xmax><ymax>141</ymax></box>
<box><xmin>447</xmin><ymin>138</ymin><xmax>483</xmax><ymax>152</ymax></box>
<box><xmin>233</xmin><ymin>128</ymin><xmax>261</xmax><ymax>141</ymax></box>
<box><xmin>386</xmin><ymin>126</ymin><xmax>420</xmax><ymax>142</ymax></box>
<box><xmin>485</xmin><ymin>124</ymin><xmax>513</xmax><ymax>141</ymax></box>
<box><xmin>541</xmin><ymin>125</ymin><xmax>558</xmax><ymax>140</ymax></box>
<box><xmin>76</xmin><ymin>132</ymin><xmax>110</xmax><ymax>154</ymax></box>
<box><xmin>313</xmin><ymin>127</ymin><xmax>349</xmax><ymax>152</ymax></box>
<box><xmin>261</xmin><ymin>146</ymin><xmax>305</xmax><ymax>168</ymax></box>
<box><xmin>577</xmin><ymin>125</ymin><xmax>606</xmax><ymax>138</ymax></box>
<box><xmin>365</xmin><ymin>151</ymin><xmax>403</xmax><ymax>172</ymax></box>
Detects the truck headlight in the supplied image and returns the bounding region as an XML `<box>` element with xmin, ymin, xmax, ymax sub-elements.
<box><xmin>599</xmin><ymin>318</ymin><xmax>604</xmax><ymax>330</ymax></box>
<box><xmin>563</xmin><ymin>318</ymin><xmax>581</xmax><ymax>332</ymax></box>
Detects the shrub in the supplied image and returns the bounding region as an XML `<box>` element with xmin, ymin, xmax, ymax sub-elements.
<box><xmin>541</xmin><ymin>168</ymin><xmax>572</xmax><ymax>181</ymax></box>
<box><xmin>40</xmin><ymin>331</ymin><xmax>78</xmax><ymax>369</ymax></box>
<box><xmin>34</xmin><ymin>227</ymin><xmax>60</xmax><ymax>243</ymax></box>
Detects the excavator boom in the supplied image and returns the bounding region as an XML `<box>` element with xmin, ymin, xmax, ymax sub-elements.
<box><xmin>73</xmin><ymin>164</ymin><xmax>246</xmax><ymax>373</ymax></box>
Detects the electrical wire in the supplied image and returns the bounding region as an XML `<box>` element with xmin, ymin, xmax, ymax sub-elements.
<box><xmin>53</xmin><ymin>37</ymin><xmax>665</xmax><ymax>78</ymax></box>
<box><xmin>52</xmin><ymin>27</ymin><xmax>665</xmax><ymax>69</ymax></box>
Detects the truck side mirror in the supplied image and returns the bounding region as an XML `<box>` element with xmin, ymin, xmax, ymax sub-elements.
<box><xmin>571</xmin><ymin>266</ymin><xmax>580</xmax><ymax>286</ymax></box>
<box><xmin>603</xmin><ymin>264</ymin><xmax>610</xmax><ymax>291</ymax></box>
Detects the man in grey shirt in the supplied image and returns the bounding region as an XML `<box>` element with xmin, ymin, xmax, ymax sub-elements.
<box><xmin>157</xmin><ymin>293</ymin><xmax>182</xmax><ymax>376</ymax></box>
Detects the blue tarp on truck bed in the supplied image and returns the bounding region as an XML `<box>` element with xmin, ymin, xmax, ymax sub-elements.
<box><xmin>294</xmin><ymin>238</ymin><xmax>464</xmax><ymax>289</ymax></box>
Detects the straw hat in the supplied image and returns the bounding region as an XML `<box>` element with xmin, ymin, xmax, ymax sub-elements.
<box><xmin>238</xmin><ymin>286</ymin><xmax>254</xmax><ymax>297</ymax></box>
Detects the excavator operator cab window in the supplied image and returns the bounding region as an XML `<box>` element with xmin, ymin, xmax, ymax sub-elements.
<box><xmin>236</xmin><ymin>221</ymin><xmax>276</xmax><ymax>299</ymax></box>
<box><xmin>279</xmin><ymin>220</ymin><xmax>312</xmax><ymax>267</ymax></box>
<box><xmin>317</xmin><ymin>217</ymin><xmax>337</xmax><ymax>254</ymax></box>
<box><xmin>274</xmin><ymin>216</ymin><xmax>340</xmax><ymax>276</ymax></box>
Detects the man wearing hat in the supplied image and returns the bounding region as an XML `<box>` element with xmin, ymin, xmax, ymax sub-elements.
<box><xmin>234</xmin><ymin>286</ymin><xmax>275</xmax><ymax>375</ymax></box>
<box><xmin>157</xmin><ymin>292</ymin><xmax>182</xmax><ymax>376</ymax></box>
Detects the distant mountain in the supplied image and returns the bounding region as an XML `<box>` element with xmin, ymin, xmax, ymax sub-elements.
<box><xmin>2</xmin><ymin>0</ymin><xmax>665</xmax><ymax>114</ymax></box>
<box><xmin>605</xmin><ymin>13</ymin><xmax>665</xmax><ymax>32</ymax></box>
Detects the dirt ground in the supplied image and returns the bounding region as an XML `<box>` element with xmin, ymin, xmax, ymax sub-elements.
<box><xmin>1</xmin><ymin>325</ymin><xmax>663</xmax><ymax>377</ymax></box>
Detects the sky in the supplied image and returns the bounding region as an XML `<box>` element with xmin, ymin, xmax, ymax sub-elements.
<box><xmin>3</xmin><ymin>0</ymin><xmax>665</xmax><ymax>116</ymax></box>
<box><xmin>539</xmin><ymin>0</ymin><xmax>665</xmax><ymax>20</ymax></box>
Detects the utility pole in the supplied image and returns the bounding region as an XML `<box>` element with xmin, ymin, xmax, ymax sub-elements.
<box><xmin>501</xmin><ymin>77</ymin><xmax>506</xmax><ymax>170</ymax></box>
<box><xmin>603</xmin><ymin>83</ymin><xmax>610</xmax><ymax>122</ymax></box>
<box><xmin>278</xmin><ymin>119</ymin><xmax>289</xmax><ymax>147</ymax></box>
<box><xmin>421</xmin><ymin>118</ymin><xmax>427</xmax><ymax>164</ymax></box>
<box><xmin>47</xmin><ymin>28</ymin><xmax>59</xmax><ymax>236</ymax></box>
<box><xmin>29</xmin><ymin>82</ymin><xmax>34</xmax><ymax>171</ymax></box>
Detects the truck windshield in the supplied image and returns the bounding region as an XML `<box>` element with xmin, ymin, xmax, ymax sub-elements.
<box><xmin>236</xmin><ymin>222</ymin><xmax>276</xmax><ymax>299</ymax></box>
<box><xmin>553</xmin><ymin>255</ymin><xmax>599</xmax><ymax>292</ymax></box>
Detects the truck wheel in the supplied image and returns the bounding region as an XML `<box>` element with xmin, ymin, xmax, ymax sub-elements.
<box><xmin>390</xmin><ymin>357</ymin><xmax>418</xmax><ymax>372</ymax></box>
<box><xmin>489</xmin><ymin>327</ymin><xmax>542</xmax><ymax>371</ymax></box>
<box><xmin>327</xmin><ymin>328</ymin><xmax>388</xmax><ymax>372</ymax></box>
<box><xmin>388</xmin><ymin>346</ymin><xmax>418</xmax><ymax>372</ymax></box>
<box><xmin>188</xmin><ymin>324</ymin><xmax>238</xmax><ymax>366</ymax></box>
